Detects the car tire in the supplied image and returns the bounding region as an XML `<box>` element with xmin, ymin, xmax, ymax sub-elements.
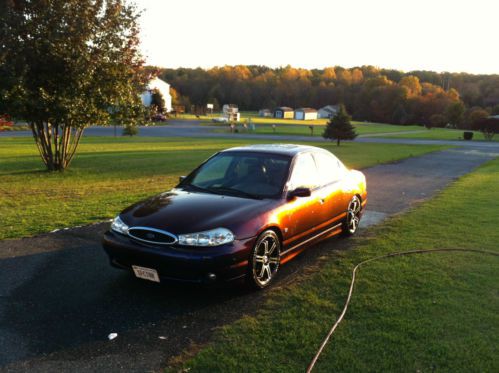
<box><xmin>342</xmin><ymin>195</ymin><xmax>362</xmax><ymax>236</ymax></box>
<box><xmin>246</xmin><ymin>230</ymin><xmax>281</xmax><ymax>289</ymax></box>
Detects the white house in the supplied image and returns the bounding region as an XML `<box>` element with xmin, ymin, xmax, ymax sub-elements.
<box><xmin>317</xmin><ymin>105</ymin><xmax>340</xmax><ymax>119</ymax></box>
<box><xmin>294</xmin><ymin>108</ymin><xmax>318</xmax><ymax>120</ymax></box>
<box><xmin>141</xmin><ymin>77</ymin><xmax>172</xmax><ymax>112</ymax></box>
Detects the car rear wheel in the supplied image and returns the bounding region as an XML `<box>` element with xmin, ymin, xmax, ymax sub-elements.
<box><xmin>342</xmin><ymin>195</ymin><xmax>361</xmax><ymax>236</ymax></box>
<box><xmin>247</xmin><ymin>230</ymin><xmax>281</xmax><ymax>289</ymax></box>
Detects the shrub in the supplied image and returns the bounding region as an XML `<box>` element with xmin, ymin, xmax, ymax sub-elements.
<box><xmin>122</xmin><ymin>125</ymin><xmax>139</xmax><ymax>136</ymax></box>
<box><xmin>463</xmin><ymin>131</ymin><xmax>473</xmax><ymax>140</ymax></box>
<box><xmin>472</xmin><ymin>118</ymin><xmax>499</xmax><ymax>141</ymax></box>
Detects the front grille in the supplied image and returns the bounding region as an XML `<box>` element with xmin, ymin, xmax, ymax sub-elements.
<box><xmin>127</xmin><ymin>227</ymin><xmax>177</xmax><ymax>245</ymax></box>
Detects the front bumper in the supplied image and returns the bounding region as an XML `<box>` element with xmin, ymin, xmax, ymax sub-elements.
<box><xmin>102</xmin><ymin>230</ymin><xmax>256</xmax><ymax>284</ymax></box>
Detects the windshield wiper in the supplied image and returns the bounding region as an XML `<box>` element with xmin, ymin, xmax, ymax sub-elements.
<box><xmin>208</xmin><ymin>186</ymin><xmax>262</xmax><ymax>200</ymax></box>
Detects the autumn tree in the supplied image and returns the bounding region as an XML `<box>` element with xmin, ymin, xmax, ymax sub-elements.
<box><xmin>466</xmin><ymin>107</ymin><xmax>489</xmax><ymax>128</ymax></box>
<box><xmin>322</xmin><ymin>105</ymin><xmax>357</xmax><ymax>146</ymax></box>
<box><xmin>170</xmin><ymin>87</ymin><xmax>180</xmax><ymax>106</ymax></box>
<box><xmin>322</xmin><ymin>67</ymin><xmax>337</xmax><ymax>82</ymax></box>
<box><xmin>399</xmin><ymin>75</ymin><xmax>422</xmax><ymax>97</ymax></box>
<box><xmin>159</xmin><ymin>65</ymin><xmax>493</xmax><ymax>127</ymax></box>
<box><xmin>0</xmin><ymin>0</ymin><xmax>147</xmax><ymax>171</ymax></box>
<box><xmin>429</xmin><ymin>114</ymin><xmax>446</xmax><ymax>129</ymax></box>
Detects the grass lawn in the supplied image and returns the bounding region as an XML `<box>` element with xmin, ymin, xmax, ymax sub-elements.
<box><xmin>210</xmin><ymin>121</ymin><xmax>427</xmax><ymax>137</ymax></box>
<box><xmin>0</xmin><ymin>137</ymin><xmax>446</xmax><ymax>240</ymax></box>
<box><xmin>177</xmin><ymin>111</ymin><xmax>411</xmax><ymax>127</ymax></box>
<box><xmin>383</xmin><ymin>127</ymin><xmax>497</xmax><ymax>142</ymax></box>
<box><xmin>171</xmin><ymin>112</ymin><xmax>496</xmax><ymax>142</ymax></box>
<box><xmin>200</xmin><ymin>117</ymin><xmax>495</xmax><ymax>142</ymax></box>
<box><xmin>176</xmin><ymin>158</ymin><xmax>499</xmax><ymax>372</ymax></box>
<box><xmin>211</xmin><ymin>122</ymin><xmax>497</xmax><ymax>142</ymax></box>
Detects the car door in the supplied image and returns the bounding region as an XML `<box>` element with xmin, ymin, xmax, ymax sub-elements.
<box><xmin>282</xmin><ymin>152</ymin><xmax>324</xmax><ymax>247</ymax></box>
<box><xmin>313</xmin><ymin>151</ymin><xmax>349</xmax><ymax>226</ymax></box>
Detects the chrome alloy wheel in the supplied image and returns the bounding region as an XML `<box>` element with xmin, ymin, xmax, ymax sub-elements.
<box><xmin>251</xmin><ymin>231</ymin><xmax>280</xmax><ymax>288</ymax></box>
<box><xmin>345</xmin><ymin>196</ymin><xmax>361</xmax><ymax>235</ymax></box>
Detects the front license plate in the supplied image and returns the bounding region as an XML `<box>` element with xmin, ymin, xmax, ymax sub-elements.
<box><xmin>132</xmin><ymin>265</ymin><xmax>160</xmax><ymax>283</ymax></box>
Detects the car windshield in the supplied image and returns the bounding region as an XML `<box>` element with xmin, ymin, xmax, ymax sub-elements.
<box><xmin>183</xmin><ymin>152</ymin><xmax>291</xmax><ymax>199</ymax></box>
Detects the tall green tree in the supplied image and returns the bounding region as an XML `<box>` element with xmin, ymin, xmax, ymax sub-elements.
<box><xmin>0</xmin><ymin>0</ymin><xmax>147</xmax><ymax>171</ymax></box>
<box><xmin>322</xmin><ymin>104</ymin><xmax>357</xmax><ymax>146</ymax></box>
<box><xmin>150</xmin><ymin>88</ymin><xmax>165</xmax><ymax>114</ymax></box>
<box><xmin>445</xmin><ymin>102</ymin><xmax>465</xmax><ymax>128</ymax></box>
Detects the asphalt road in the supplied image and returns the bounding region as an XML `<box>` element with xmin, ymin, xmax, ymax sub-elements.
<box><xmin>0</xmin><ymin>146</ymin><xmax>498</xmax><ymax>372</ymax></box>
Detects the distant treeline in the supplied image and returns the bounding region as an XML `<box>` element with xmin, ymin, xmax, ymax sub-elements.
<box><xmin>158</xmin><ymin>65</ymin><xmax>499</xmax><ymax>127</ymax></box>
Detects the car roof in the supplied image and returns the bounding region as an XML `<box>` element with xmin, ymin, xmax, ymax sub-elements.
<box><xmin>222</xmin><ymin>144</ymin><xmax>325</xmax><ymax>157</ymax></box>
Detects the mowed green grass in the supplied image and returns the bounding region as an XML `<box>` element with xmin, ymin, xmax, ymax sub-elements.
<box><xmin>176</xmin><ymin>158</ymin><xmax>499</xmax><ymax>372</ymax></box>
<box><xmin>175</xmin><ymin>111</ymin><xmax>495</xmax><ymax>141</ymax></box>
<box><xmin>197</xmin><ymin>115</ymin><xmax>493</xmax><ymax>141</ymax></box>
<box><xmin>212</xmin><ymin>122</ymin><xmax>494</xmax><ymax>142</ymax></box>
<box><xmin>383</xmin><ymin>127</ymin><xmax>498</xmax><ymax>141</ymax></box>
<box><xmin>209</xmin><ymin>121</ymin><xmax>426</xmax><ymax>136</ymax></box>
<box><xmin>0</xmin><ymin>137</ymin><xmax>446</xmax><ymax>240</ymax></box>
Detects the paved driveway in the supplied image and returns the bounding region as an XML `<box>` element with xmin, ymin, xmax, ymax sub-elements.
<box><xmin>0</xmin><ymin>146</ymin><xmax>497</xmax><ymax>372</ymax></box>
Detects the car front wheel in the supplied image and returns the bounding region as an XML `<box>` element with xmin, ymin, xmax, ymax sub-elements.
<box><xmin>247</xmin><ymin>230</ymin><xmax>281</xmax><ymax>289</ymax></box>
<box><xmin>342</xmin><ymin>195</ymin><xmax>362</xmax><ymax>236</ymax></box>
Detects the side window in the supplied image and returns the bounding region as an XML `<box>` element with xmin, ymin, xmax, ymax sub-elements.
<box><xmin>287</xmin><ymin>153</ymin><xmax>319</xmax><ymax>190</ymax></box>
<box><xmin>314</xmin><ymin>152</ymin><xmax>344</xmax><ymax>185</ymax></box>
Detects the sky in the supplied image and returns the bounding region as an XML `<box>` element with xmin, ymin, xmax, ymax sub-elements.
<box><xmin>136</xmin><ymin>0</ymin><xmax>499</xmax><ymax>74</ymax></box>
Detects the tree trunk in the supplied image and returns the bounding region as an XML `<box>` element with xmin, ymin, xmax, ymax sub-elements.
<box><xmin>337</xmin><ymin>138</ymin><xmax>340</xmax><ymax>146</ymax></box>
<box><xmin>30</xmin><ymin>122</ymin><xmax>84</xmax><ymax>171</ymax></box>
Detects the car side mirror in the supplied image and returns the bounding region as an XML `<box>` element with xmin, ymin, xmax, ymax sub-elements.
<box><xmin>179</xmin><ymin>175</ymin><xmax>186</xmax><ymax>183</ymax></box>
<box><xmin>288</xmin><ymin>187</ymin><xmax>312</xmax><ymax>199</ymax></box>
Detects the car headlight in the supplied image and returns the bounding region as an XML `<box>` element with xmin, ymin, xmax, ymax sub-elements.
<box><xmin>178</xmin><ymin>228</ymin><xmax>234</xmax><ymax>246</ymax></box>
<box><xmin>111</xmin><ymin>216</ymin><xmax>129</xmax><ymax>235</ymax></box>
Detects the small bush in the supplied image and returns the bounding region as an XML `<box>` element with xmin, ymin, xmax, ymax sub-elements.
<box><xmin>463</xmin><ymin>131</ymin><xmax>473</xmax><ymax>140</ymax></box>
<box><xmin>472</xmin><ymin>117</ymin><xmax>499</xmax><ymax>141</ymax></box>
<box><xmin>122</xmin><ymin>125</ymin><xmax>138</xmax><ymax>136</ymax></box>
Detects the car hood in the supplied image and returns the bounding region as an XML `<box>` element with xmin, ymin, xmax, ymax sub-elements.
<box><xmin>119</xmin><ymin>188</ymin><xmax>277</xmax><ymax>237</ymax></box>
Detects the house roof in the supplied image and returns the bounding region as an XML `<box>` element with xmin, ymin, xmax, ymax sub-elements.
<box><xmin>319</xmin><ymin>105</ymin><xmax>339</xmax><ymax>113</ymax></box>
<box><xmin>296</xmin><ymin>107</ymin><xmax>317</xmax><ymax>113</ymax></box>
<box><xmin>275</xmin><ymin>106</ymin><xmax>293</xmax><ymax>112</ymax></box>
<box><xmin>146</xmin><ymin>77</ymin><xmax>170</xmax><ymax>92</ymax></box>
